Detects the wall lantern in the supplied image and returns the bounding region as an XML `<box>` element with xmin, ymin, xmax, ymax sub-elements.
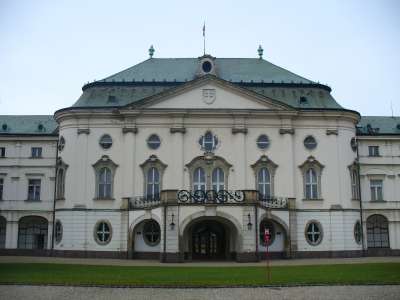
<box><xmin>170</xmin><ymin>213</ymin><xmax>175</xmax><ymax>230</ymax></box>
<box><xmin>247</xmin><ymin>213</ymin><xmax>253</xmax><ymax>231</ymax></box>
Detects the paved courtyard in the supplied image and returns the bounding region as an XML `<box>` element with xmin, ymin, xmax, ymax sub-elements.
<box><xmin>1</xmin><ymin>285</ymin><xmax>399</xmax><ymax>300</ymax></box>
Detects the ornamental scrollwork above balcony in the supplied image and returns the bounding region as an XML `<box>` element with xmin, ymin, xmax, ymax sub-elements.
<box><xmin>177</xmin><ymin>189</ymin><xmax>245</xmax><ymax>204</ymax></box>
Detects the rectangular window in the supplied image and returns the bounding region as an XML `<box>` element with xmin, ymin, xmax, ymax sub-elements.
<box><xmin>31</xmin><ymin>147</ymin><xmax>42</xmax><ymax>158</ymax></box>
<box><xmin>28</xmin><ymin>179</ymin><xmax>41</xmax><ymax>201</ymax></box>
<box><xmin>370</xmin><ymin>180</ymin><xmax>383</xmax><ymax>201</ymax></box>
<box><xmin>0</xmin><ymin>147</ymin><xmax>5</xmax><ymax>158</ymax></box>
<box><xmin>368</xmin><ymin>146</ymin><xmax>380</xmax><ymax>157</ymax></box>
<box><xmin>0</xmin><ymin>178</ymin><xmax>3</xmax><ymax>200</ymax></box>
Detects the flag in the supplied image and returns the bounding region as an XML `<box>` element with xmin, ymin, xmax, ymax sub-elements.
<box><xmin>203</xmin><ymin>23</ymin><xmax>205</xmax><ymax>37</ymax></box>
<box><xmin>264</xmin><ymin>228</ymin><xmax>270</xmax><ymax>244</ymax></box>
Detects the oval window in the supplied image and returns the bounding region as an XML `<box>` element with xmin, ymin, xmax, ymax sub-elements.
<box><xmin>257</xmin><ymin>134</ymin><xmax>270</xmax><ymax>150</ymax></box>
<box><xmin>99</xmin><ymin>134</ymin><xmax>113</xmax><ymax>149</ymax></box>
<box><xmin>94</xmin><ymin>220</ymin><xmax>112</xmax><ymax>245</ymax></box>
<box><xmin>354</xmin><ymin>221</ymin><xmax>362</xmax><ymax>244</ymax></box>
<box><xmin>305</xmin><ymin>221</ymin><xmax>323</xmax><ymax>245</ymax></box>
<box><xmin>147</xmin><ymin>134</ymin><xmax>161</xmax><ymax>150</ymax></box>
<box><xmin>58</xmin><ymin>136</ymin><xmax>65</xmax><ymax>152</ymax></box>
<box><xmin>202</xmin><ymin>61</ymin><xmax>212</xmax><ymax>73</ymax></box>
<box><xmin>55</xmin><ymin>220</ymin><xmax>63</xmax><ymax>244</ymax></box>
<box><xmin>304</xmin><ymin>136</ymin><xmax>317</xmax><ymax>150</ymax></box>
<box><xmin>143</xmin><ymin>220</ymin><xmax>161</xmax><ymax>246</ymax></box>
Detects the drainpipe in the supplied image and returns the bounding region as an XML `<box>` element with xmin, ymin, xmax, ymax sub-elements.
<box><xmin>356</xmin><ymin>138</ymin><xmax>366</xmax><ymax>256</ymax></box>
<box><xmin>51</xmin><ymin>138</ymin><xmax>59</xmax><ymax>254</ymax></box>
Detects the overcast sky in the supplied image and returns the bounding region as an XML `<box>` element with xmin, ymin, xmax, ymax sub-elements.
<box><xmin>0</xmin><ymin>0</ymin><xmax>399</xmax><ymax>116</ymax></box>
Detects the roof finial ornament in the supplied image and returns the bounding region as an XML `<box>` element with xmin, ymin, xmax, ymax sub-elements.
<box><xmin>149</xmin><ymin>45</ymin><xmax>155</xmax><ymax>59</ymax></box>
<box><xmin>258</xmin><ymin>45</ymin><xmax>264</xmax><ymax>59</ymax></box>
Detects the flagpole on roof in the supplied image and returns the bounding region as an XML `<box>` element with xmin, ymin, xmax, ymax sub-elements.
<box><xmin>203</xmin><ymin>22</ymin><xmax>206</xmax><ymax>55</ymax></box>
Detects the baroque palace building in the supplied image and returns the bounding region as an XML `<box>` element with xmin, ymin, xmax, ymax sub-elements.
<box><xmin>0</xmin><ymin>47</ymin><xmax>399</xmax><ymax>262</ymax></box>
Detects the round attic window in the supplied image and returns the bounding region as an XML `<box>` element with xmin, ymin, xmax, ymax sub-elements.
<box><xmin>202</xmin><ymin>61</ymin><xmax>212</xmax><ymax>73</ymax></box>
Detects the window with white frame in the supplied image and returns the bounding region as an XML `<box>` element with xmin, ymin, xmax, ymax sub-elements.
<box><xmin>368</xmin><ymin>146</ymin><xmax>380</xmax><ymax>157</ymax></box>
<box><xmin>251</xmin><ymin>155</ymin><xmax>278</xmax><ymax>200</ymax></box>
<box><xmin>98</xmin><ymin>167</ymin><xmax>112</xmax><ymax>199</ymax></box>
<box><xmin>305</xmin><ymin>168</ymin><xmax>318</xmax><ymax>199</ymax></box>
<box><xmin>193</xmin><ymin>167</ymin><xmax>206</xmax><ymax>192</ymax></box>
<box><xmin>199</xmin><ymin>131</ymin><xmax>218</xmax><ymax>152</ymax></box>
<box><xmin>27</xmin><ymin>179</ymin><xmax>41</xmax><ymax>201</ymax></box>
<box><xmin>143</xmin><ymin>220</ymin><xmax>161</xmax><ymax>246</ymax></box>
<box><xmin>140</xmin><ymin>155</ymin><xmax>167</xmax><ymax>200</ymax></box>
<box><xmin>305</xmin><ymin>221</ymin><xmax>323</xmax><ymax>245</ymax></box>
<box><xmin>55</xmin><ymin>220</ymin><xmax>63</xmax><ymax>244</ymax></box>
<box><xmin>351</xmin><ymin>169</ymin><xmax>360</xmax><ymax>199</ymax></box>
<box><xmin>0</xmin><ymin>147</ymin><xmax>5</xmax><ymax>158</ymax></box>
<box><xmin>299</xmin><ymin>156</ymin><xmax>324</xmax><ymax>200</ymax></box>
<box><xmin>93</xmin><ymin>155</ymin><xmax>118</xmax><ymax>200</ymax></box>
<box><xmin>370</xmin><ymin>179</ymin><xmax>383</xmax><ymax>201</ymax></box>
<box><xmin>258</xmin><ymin>168</ymin><xmax>271</xmax><ymax>199</ymax></box>
<box><xmin>94</xmin><ymin>220</ymin><xmax>112</xmax><ymax>245</ymax></box>
<box><xmin>31</xmin><ymin>147</ymin><xmax>42</xmax><ymax>158</ymax></box>
<box><xmin>212</xmin><ymin>167</ymin><xmax>224</xmax><ymax>192</ymax></box>
<box><xmin>186</xmin><ymin>156</ymin><xmax>231</xmax><ymax>193</ymax></box>
<box><xmin>146</xmin><ymin>167</ymin><xmax>160</xmax><ymax>200</ymax></box>
<box><xmin>56</xmin><ymin>159</ymin><xmax>68</xmax><ymax>200</ymax></box>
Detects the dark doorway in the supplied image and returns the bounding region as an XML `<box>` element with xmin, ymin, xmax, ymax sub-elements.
<box><xmin>192</xmin><ymin>220</ymin><xmax>227</xmax><ymax>260</ymax></box>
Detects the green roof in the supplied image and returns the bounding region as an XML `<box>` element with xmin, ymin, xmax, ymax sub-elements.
<box><xmin>357</xmin><ymin>116</ymin><xmax>400</xmax><ymax>135</ymax></box>
<box><xmin>69</xmin><ymin>57</ymin><xmax>344</xmax><ymax>110</ymax></box>
<box><xmin>102</xmin><ymin>58</ymin><xmax>315</xmax><ymax>83</ymax></box>
<box><xmin>0</xmin><ymin>115</ymin><xmax>58</xmax><ymax>136</ymax></box>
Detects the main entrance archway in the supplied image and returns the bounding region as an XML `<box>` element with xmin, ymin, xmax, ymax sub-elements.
<box><xmin>192</xmin><ymin>220</ymin><xmax>226</xmax><ymax>260</ymax></box>
<box><xmin>181</xmin><ymin>215</ymin><xmax>240</xmax><ymax>261</ymax></box>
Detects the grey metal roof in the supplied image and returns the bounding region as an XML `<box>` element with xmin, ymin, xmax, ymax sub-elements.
<box><xmin>101</xmin><ymin>58</ymin><xmax>315</xmax><ymax>83</ymax></box>
<box><xmin>357</xmin><ymin>116</ymin><xmax>400</xmax><ymax>135</ymax></box>
<box><xmin>69</xmin><ymin>57</ymin><xmax>344</xmax><ymax>110</ymax></box>
<box><xmin>0</xmin><ymin>115</ymin><xmax>58</xmax><ymax>135</ymax></box>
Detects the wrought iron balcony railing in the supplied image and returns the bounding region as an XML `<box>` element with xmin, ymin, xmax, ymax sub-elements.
<box><xmin>177</xmin><ymin>189</ymin><xmax>246</xmax><ymax>204</ymax></box>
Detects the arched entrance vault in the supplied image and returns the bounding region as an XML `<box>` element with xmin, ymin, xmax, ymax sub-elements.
<box><xmin>180</xmin><ymin>211</ymin><xmax>242</xmax><ymax>261</ymax></box>
<box><xmin>258</xmin><ymin>212</ymin><xmax>290</xmax><ymax>258</ymax></box>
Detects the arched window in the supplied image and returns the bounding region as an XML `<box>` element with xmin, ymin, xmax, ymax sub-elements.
<box><xmin>146</xmin><ymin>167</ymin><xmax>160</xmax><ymax>200</ymax></box>
<box><xmin>305</xmin><ymin>168</ymin><xmax>318</xmax><ymax>199</ymax></box>
<box><xmin>258</xmin><ymin>168</ymin><xmax>271</xmax><ymax>199</ymax></box>
<box><xmin>56</xmin><ymin>168</ymin><xmax>65</xmax><ymax>199</ymax></box>
<box><xmin>212</xmin><ymin>168</ymin><xmax>224</xmax><ymax>192</ymax></box>
<box><xmin>351</xmin><ymin>170</ymin><xmax>359</xmax><ymax>199</ymax></box>
<box><xmin>18</xmin><ymin>216</ymin><xmax>48</xmax><ymax>249</ymax></box>
<box><xmin>193</xmin><ymin>167</ymin><xmax>206</xmax><ymax>191</ymax></box>
<box><xmin>299</xmin><ymin>156</ymin><xmax>324</xmax><ymax>200</ymax></box>
<box><xmin>98</xmin><ymin>167</ymin><xmax>112</xmax><ymax>199</ymax></box>
<box><xmin>92</xmin><ymin>155</ymin><xmax>118</xmax><ymax>200</ymax></box>
<box><xmin>367</xmin><ymin>215</ymin><xmax>389</xmax><ymax>248</ymax></box>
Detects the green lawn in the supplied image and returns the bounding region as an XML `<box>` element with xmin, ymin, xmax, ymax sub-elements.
<box><xmin>0</xmin><ymin>263</ymin><xmax>399</xmax><ymax>286</ymax></box>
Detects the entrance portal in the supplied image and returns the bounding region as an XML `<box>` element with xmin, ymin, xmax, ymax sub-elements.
<box><xmin>192</xmin><ymin>220</ymin><xmax>227</xmax><ymax>260</ymax></box>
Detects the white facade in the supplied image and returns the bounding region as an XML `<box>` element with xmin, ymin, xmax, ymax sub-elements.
<box><xmin>0</xmin><ymin>136</ymin><xmax>57</xmax><ymax>251</ymax></box>
<box><xmin>0</xmin><ymin>55</ymin><xmax>399</xmax><ymax>261</ymax></box>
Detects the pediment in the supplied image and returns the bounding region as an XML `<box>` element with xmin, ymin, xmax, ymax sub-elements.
<box><xmin>126</xmin><ymin>76</ymin><xmax>294</xmax><ymax>111</ymax></box>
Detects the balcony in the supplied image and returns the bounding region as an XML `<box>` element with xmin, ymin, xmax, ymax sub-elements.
<box><xmin>128</xmin><ymin>190</ymin><xmax>289</xmax><ymax>210</ymax></box>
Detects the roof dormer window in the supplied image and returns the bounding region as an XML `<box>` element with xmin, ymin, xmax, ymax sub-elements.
<box><xmin>197</xmin><ymin>55</ymin><xmax>216</xmax><ymax>77</ymax></box>
<box><xmin>202</xmin><ymin>61</ymin><xmax>212</xmax><ymax>73</ymax></box>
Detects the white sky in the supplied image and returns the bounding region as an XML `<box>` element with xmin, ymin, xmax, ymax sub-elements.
<box><xmin>0</xmin><ymin>0</ymin><xmax>399</xmax><ymax>116</ymax></box>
